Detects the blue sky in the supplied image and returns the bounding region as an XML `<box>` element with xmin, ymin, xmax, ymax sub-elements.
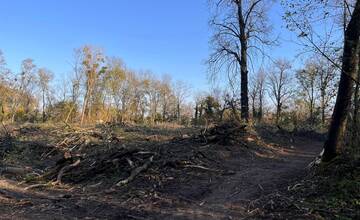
<box><xmin>0</xmin><ymin>0</ymin><xmax>300</xmax><ymax>91</ymax></box>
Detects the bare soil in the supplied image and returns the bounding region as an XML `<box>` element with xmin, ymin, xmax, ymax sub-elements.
<box><xmin>0</xmin><ymin>123</ymin><xmax>323</xmax><ymax>220</ymax></box>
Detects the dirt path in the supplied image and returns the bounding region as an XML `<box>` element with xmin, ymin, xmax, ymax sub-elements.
<box><xmin>0</xmin><ymin>132</ymin><xmax>323</xmax><ymax>220</ymax></box>
<box><xmin>136</xmin><ymin>136</ymin><xmax>323</xmax><ymax>220</ymax></box>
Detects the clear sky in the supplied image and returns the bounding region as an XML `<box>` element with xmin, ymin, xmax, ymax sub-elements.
<box><xmin>0</xmin><ymin>0</ymin><xmax>300</xmax><ymax>92</ymax></box>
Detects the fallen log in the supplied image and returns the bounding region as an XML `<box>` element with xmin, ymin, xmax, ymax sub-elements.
<box><xmin>0</xmin><ymin>166</ymin><xmax>32</xmax><ymax>176</ymax></box>
<box><xmin>55</xmin><ymin>159</ymin><xmax>81</xmax><ymax>184</ymax></box>
<box><xmin>116</xmin><ymin>156</ymin><xmax>153</xmax><ymax>186</ymax></box>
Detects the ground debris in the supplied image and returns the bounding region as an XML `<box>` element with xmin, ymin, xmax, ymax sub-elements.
<box><xmin>251</xmin><ymin>155</ymin><xmax>360</xmax><ymax>219</ymax></box>
<box><xmin>5</xmin><ymin>123</ymin><xmax>237</xmax><ymax>190</ymax></box>
<box><xmin>202</xmin><ymin>121</ymin><xmax>247</xmax><ymax>145</ymax></box>
<box><xmin>116</xmin><ymin>156</ymin><xmax>153</xmax><ymax>186</ymax></box>
<box><xmin>0</xmin><ymin>122</ymin><xmax>324</xmax><ymax>220</ymax></box>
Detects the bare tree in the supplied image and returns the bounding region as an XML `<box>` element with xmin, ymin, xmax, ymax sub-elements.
<box><xmin>174</xmin><ymin>80</ymin><xmax>190</xmax><ymax>122</ymax></box>
<box><xmin>295</xmin><ymin>57</ymin><xmax>337</xmax><ymax>127</ymax></box>
<box><xmin>283</xmin><ymin>0</ymin><xmax>357</xmax><ymax>77</ymax></box>
<box><xmin>70</xmin><ymin>49</ymin><xmax>84</xmax><ymax>105</ymax></box>
<box><xmin>150</xmin><ymin>79</ymin><xmax>162</xmax><ymax>123</ymax></box>
<box><xmin>37</xmin><ymin>68</ymin><xmax>53</xmax><ymax>122</ymax></box>
<box><xmin>159</xmin><ymin>75</ymin><xmax>173</xmax><ymax>121</ymax></box>
<box><xmin>0</xmin><ymin>50</ymin><xmax>12</xmax><ymax>121</ymax></box>
<box><xmin>208</xmin><ymin>0</ymin><xmax>275</xmax><ymax>122</ymax></box>
<box><xmin>296</xmin><ymin>63</ymin><xmax>318</xmax><ymax>124</ymax></box>
<box><xmin>249</xmin><ymin>68</ymin><xmax>266</xmax><ymax>121</ymax></box>
<box><xmin>315</xmin><ymin>57</ymin><xmax>338</xmax><ymax>126</ymax></box>
<box><xmin>0</xmin><ymin>50</ymin><xmax>11</xmax><ymax>83</ymax></box>
<box><xmin>10</xmin><ymin>59</ymin><xmax>37</xmax><ymax>121</ymax></box>
<box><xmin>268</xmin><ymin>59</ymin><xmax>293</xmax><ymax>125</ymax></box>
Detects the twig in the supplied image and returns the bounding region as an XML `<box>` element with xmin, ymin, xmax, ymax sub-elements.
<box><xmin>24</xmin><ymin>182</ymin><xmax>54</xmax><ymax>190</ymax></box>
<box><xmin>125</xmin><ymin>157</ymin><xmax>134</xmax><ymax>168</ymax></box>
<box><xmin>41</xmin><ymin>147</ymin><xmax>58</xmax><ymax>159</ymax></box>
<box><xmin>183</xmin><ymin>164</ymin><xmax>235</xmax><ymax>175</ymax></box>
<box><xmin>258</xmin><ymin>184</ymin><xmax>264</xmax><ymax>191</ymax></box>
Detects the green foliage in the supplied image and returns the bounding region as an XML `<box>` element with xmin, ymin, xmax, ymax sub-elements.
<box><xmin>202</xmin><ymin>95</ymin><xmax>221</xmax><ymax>122</ymax></box>
<box><xmin>304</xmin><ymin>157</ymin><xmax>360</xmax><ymax>219</ymax></box>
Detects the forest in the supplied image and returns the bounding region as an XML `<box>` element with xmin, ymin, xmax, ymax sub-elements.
<box><xmin>0</xmin><ymin>0</ymin><xmax>359</xmax><ymax>219</ymax></box>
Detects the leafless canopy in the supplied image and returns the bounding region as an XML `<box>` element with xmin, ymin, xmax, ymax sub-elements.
<box><xmin>207</xmin><ymin>0</ymin><xmax>275</xmax><ymax>81</ymax></box>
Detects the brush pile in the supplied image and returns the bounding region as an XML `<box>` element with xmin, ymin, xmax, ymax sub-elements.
<box><xmin>0</xmin><ymin>123</ymin><xmax>240</xmax><ymax>192</ymax></box>
<box><xmin>202</xmin><ymin>121</ymin><xmax>247</xmax><ymax>145</ymax></box>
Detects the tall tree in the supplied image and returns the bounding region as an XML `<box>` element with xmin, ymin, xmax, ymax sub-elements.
<box><xmin>103</xmin><ymin>57</ymin><xmax>126</xmax><ymax>122</ymax></box>
<box><xmin>208</xmin><ymin>0</ymin><xmax>274</xmax><ymax>122</ymax></box>
<box><xmin>314</xmin><ymin>57</ymin><xmax>338</xmax><ymax>127</ymax></box>
<box><xmin>159</xmin><ymin>75</ymin><xmax>173</xmax><ymax>122</ymax></box>
<box><xmin>323</xmin><ymin>0</ymin><xmax>360</xmax><ymax>161</ymax></box>
<box><xmin>78</xmin><ymin>46</ymin><xmax>105</xmax><ymax>125</ymax></box>
<box><xmin>174</xmin><ymin>80</ymin><xmax>190</xmax><ymax>122</ymax></box>
<box><xmin>37</xmin><ymin>68</ymin><xmax>53</xmax><ymax>122</ymax></box>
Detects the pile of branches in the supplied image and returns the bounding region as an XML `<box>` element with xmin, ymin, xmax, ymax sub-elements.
<box><xmin>39</xmin><ymin>146</ymin><xmax>155</xmax><ymax>186</ymax></box>
<box><xmin>202</xmin><ymin>121</ymin><xmax>247</xmax><ymax>145</ymax></box>
<box><xmin>22</xmin><ymin>124</ymin><xmax>234</xmax><ymax>191</ymax></box>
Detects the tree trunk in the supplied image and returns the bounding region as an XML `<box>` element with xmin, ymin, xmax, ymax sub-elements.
<box><xmin>258</xmin><ymin>90</ymin><xmax>263</xmax><ymax>122</ymax></box>
<box><xmin>162</xmin><ymin>102</ymin><xmax>167</xmax><ymax>121</ymax></box>
<box><xmin>276</xmin><ymin>103</ymin><xmax>281</xmax><ymax>125</ymax></box>
<box><xmin>322</xmin><ymin>0</ymin><xmax>360</xmax><ymax>162</ymax></box>
<box><xmin>251</xmin><ymin>96</ymin><xmax>256</xmax><ymax>119</ymax></box>
<box><xmin>42</xmin><ymin>90</ymin><xmax>46</xmax><ymax>122</ymax></box>
<box><xmin>177</xmin><ymin>101</ymin><xmax>180</xmax><ymax>122</ymax></box>
<box><xmin>194</xmin><ymin>104</ymin><xmax>199</xmax><ymax>124</ymax></box>
<box><xmin>351</xmin><ymin>51</ymin><xmax>360</xmax><ymax>148</ymax></box>
<box><xmin>237</xmin><ymin>0</ymin><xmax>249</xmax><ymax>122</ymax></box>
<box><xmin>320</xmin><ymin>89</ymin><xmax>326</xmax><ymax>127</ymax></box>
<box><xmin>80</xmin><ymin>89</ymin><xmax>89</xmax><ymax>125</ymax></box>
<box><xmin>309</xmin><ymin>84</ymin><xmax>315</xmax><ymax>125</ymax></box>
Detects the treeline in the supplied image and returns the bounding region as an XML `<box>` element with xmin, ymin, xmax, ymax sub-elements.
<box><xmin>0</xmin><ymin>46</ymin><xmax>193</xmax><ymax>125</ymax></box>
<box><xmin>195</xmin><ymin>56</ymin><xmax>339</xmax><ymax>131</ymax></box>
<box><xmin>0</xmin><ymin>46</ymin><xmax>343</xmax><ymax>131</ymax></box>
